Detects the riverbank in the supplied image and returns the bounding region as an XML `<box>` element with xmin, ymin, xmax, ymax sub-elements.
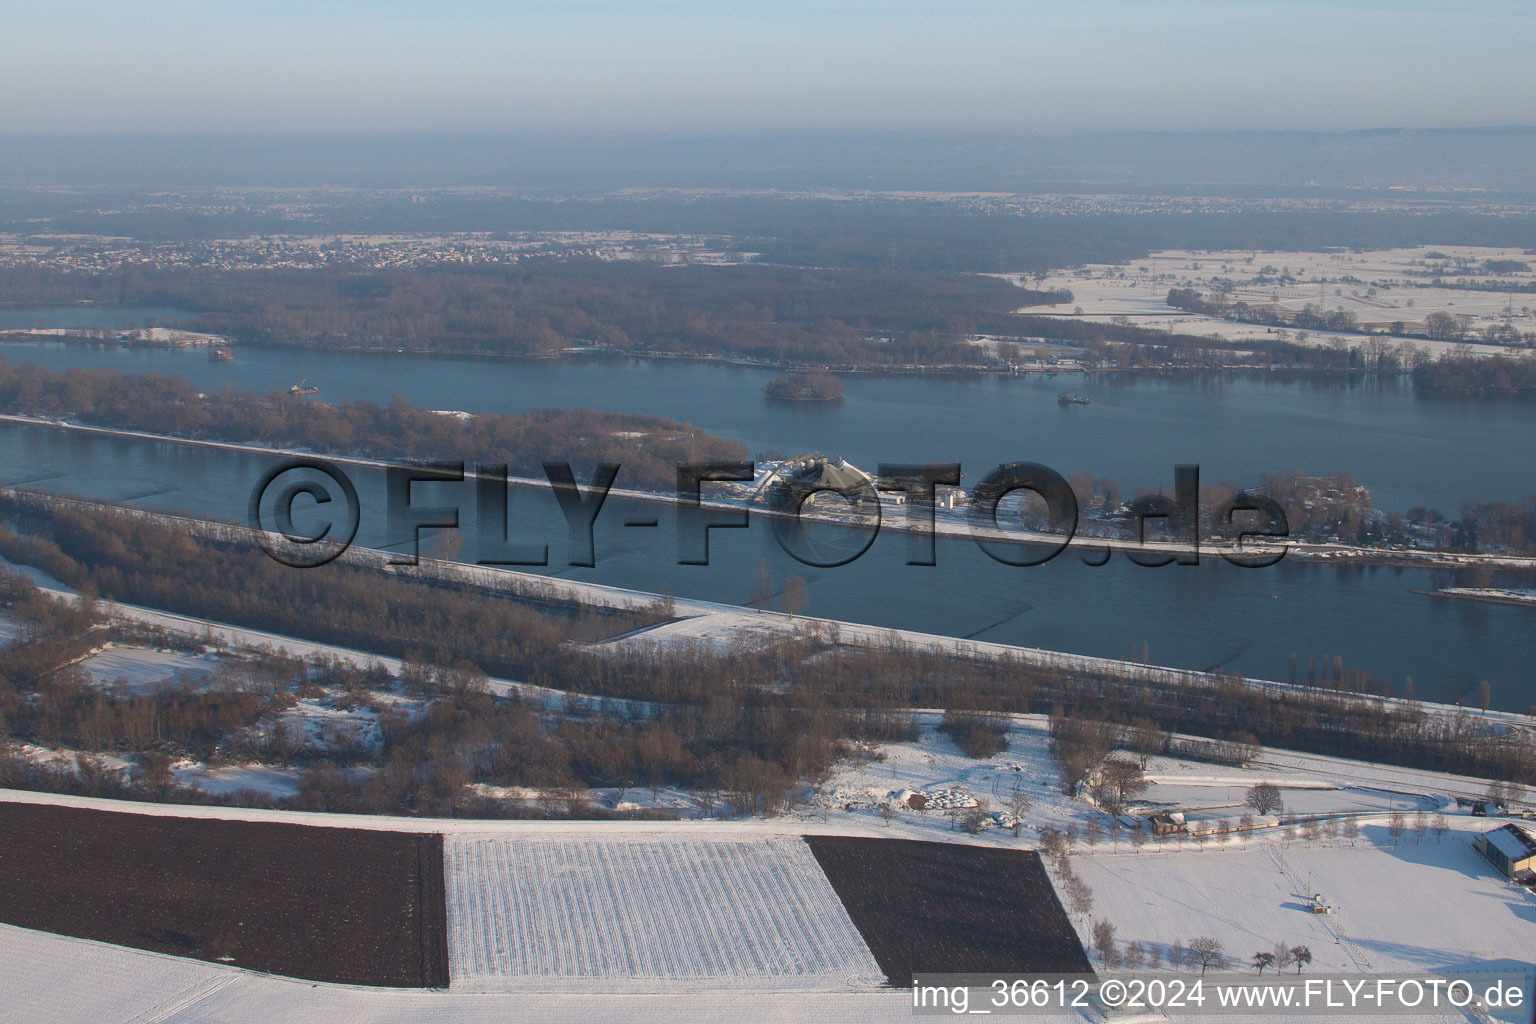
<box><xmin>1413</xmin><ymin>586</ymin><xmax>1536</xmax><ymax>609</ymax></box>
<box><xmin>0</xmin><ymin>326</ymin><xmax>230</xmax><ymax>349</ymax></box>
<box><xmin>3</xmin><ymin>412</ymin><xmax>1532</xmax><ymax>573</ymax></box>
<box><xmin>6</xmin><ymin>484</ymin><xmax>1528</xmax><ymax>734</ymax></box>
<box><xmin>6</xmin><ymin>327</ymin><xmax>1465</xmax><ymax>384</ymax></box>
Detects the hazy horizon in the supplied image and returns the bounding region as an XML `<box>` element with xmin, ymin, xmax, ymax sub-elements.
<box><xmin>7</xmin><ymin>126</ymin><xmax>1536</xmax><ymax>190</ymax></box>
<box><xmin>3</xmin><ymin>1</ymin><xmax>1534</xmax><ymax>135</ymax></box>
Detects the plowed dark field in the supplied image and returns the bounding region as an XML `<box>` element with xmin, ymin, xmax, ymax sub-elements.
<box><xmin>0</xmin><ymin>801</ymin><xmax>448</xmax><ymax>987</ymax></box>
<box><xmin>804</xmin><ymin>836</ymin><xmax>1092</xmax><ymax>986</ymax></box>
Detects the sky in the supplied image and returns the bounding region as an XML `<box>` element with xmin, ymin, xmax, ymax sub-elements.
<box><xmin>1</xmin><ymin>0</ymin><xmax>1533</xmax><ymax>135</ymax></box>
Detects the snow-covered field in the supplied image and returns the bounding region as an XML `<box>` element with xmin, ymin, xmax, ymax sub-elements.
<box><xmin>445</xmin><ymin>833</ymin><xmax>883</xmax><ymax>991</ymax></box>
<box><xmin>78</xmin><ymin>645</ymin><xmax>224</xmax><ymax>695</ymax></box>
<box><xmin>1137</xmin><ymin>778</ymin><xmax>1438</xmax><ymax>817</ymax></box>
<box><xmin>1011</xmin><ymin>245</ymin><xmax>1536</xmax><ymax>356</ymax></box>
<box><xmin>1068</xmin><ymin>819</ymin><xmax>1536</xmax><ymax>977</ymax></box>
<box><xmin>171</xmin><ymin>764</ymin><xmax>304</xmax><ymax>798</ymax></box>
<box><xmin>0</xmin><ymin>922</ymin><xmax>912</xmax><ymax>1024</ymax></box>
<box><xmin>4</xmin><ymin>548</ymin><xmax>1536</xmax><ymax>1021</ymax></box>
<box><xmin>813</xmin><ymin>715</ymin><xmax>1504</xmax><ymax>845</ymax></box>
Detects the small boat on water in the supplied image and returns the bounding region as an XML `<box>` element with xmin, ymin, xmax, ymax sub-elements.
<box><xmin>289</xmin><ymin>378</ymin><xmax>319</xmax><ymax>395</ymax></box>
<box><xmin>208</xmin><ymin>347</ymin><xmax>233</xmax><ymax>362</ymax></box>
<box><xmin>1057</xmin><ymin>389</ymin><xmax>1092</xmax><ymax>405</ymax></box>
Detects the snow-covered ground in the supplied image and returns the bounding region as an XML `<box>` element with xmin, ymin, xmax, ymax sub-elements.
<box><xmin>1137</xmin><ymin>778</ymin><xmax>1438</xmax><ymax>817</ymax></box>
<box><xmin>1006</xmin><ymin>245</ymin><xmax>1536</xmax><ymax>356</ymax></box>
<box><xmin>0</xmin><ymin>922</ymin><xmax>913</xmax><ymax>1024</ymax></box>
<box><xmin>445</xmin><ymin>833</ymin><xmax>883</xmax><ymax>991</ymax></box>
<box><xmin>6</xmin><ymin>694</ymin><xmax>1536</xmax><ymax>1024</ymax></box>
<box><xmin>77</xmin><ymin>644</ymin><xmax>224</xmax><ymax>695</ymax></box>
<box><xmin>171</xmin><ymin>764</ymin><xmax>304</xmax><ymax>799</ymax></box>
<box><xmin>812</xmin><ymin>715</ymin><xmax>1511</xmax><ymax>844</ymax></box>
<box><xmin>1068</xmin><ymin>818</ymin><xmax>1536</xmax><ymax>978</ymax></box>
<box><xmin>3</xmin><ymin>533</ymin><xmax>1535</xmax><ymax>1021</ymax></box>
<box><xmin>1431</xmin><ymin>587</ymin><xmax>1536</xmax><ymax>608</ymax></box>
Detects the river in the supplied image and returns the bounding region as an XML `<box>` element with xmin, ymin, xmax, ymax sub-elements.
<box><xmin>0</xmin><ymin>318</ymin><xmax>1532</xmax><ymax>709</ymax></box>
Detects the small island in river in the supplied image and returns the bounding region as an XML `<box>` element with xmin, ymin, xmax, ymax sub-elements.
<box><xmin>764</xmin><ymin>372</ymin><xmax>845</xmax><ymax>402</ymax></box>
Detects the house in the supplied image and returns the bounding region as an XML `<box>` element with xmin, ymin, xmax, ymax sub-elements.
<box><xmin>1147</xmin><ymin>811</ymin><xmax>1186</xmax><ymax>835</ymax></box>
<box><xmin>1475</xmin><ymin>823</ymin><xmax>1536</xmax><ymax>879</ymax></box>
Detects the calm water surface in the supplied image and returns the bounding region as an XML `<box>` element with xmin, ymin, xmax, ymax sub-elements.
<box><xmin>0</xmin><ymin>320</ymin><xmax>1532</xmax><ymax>709</ymax></box>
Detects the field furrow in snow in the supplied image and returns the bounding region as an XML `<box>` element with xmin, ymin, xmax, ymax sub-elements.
<box><xmin>445</xmin><ymin>834</ymin><xmax>883</xmax><ymax>991</ymax></box>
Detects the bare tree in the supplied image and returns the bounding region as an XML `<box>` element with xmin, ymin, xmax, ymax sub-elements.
<box><xmin>1431</xmin><ymin>813</ymin><xmax>1449</xmax><ymax>842</ymax></box>
<box><xmin>1245</xmin><ymin>781</ymin><xmax>1284</xmax><ymax>816</ymax></box>
<box><xmin>1188</xmin><ymin>937</ymin><xmax>1227</xmax><ymax>974</ymax></box>
<box><xmin>1092</xmin><ymin>757</ymin><xmax>1151</xmax><ymax>814</ymax></box>
<box><xmin>1289</xmin><ymin>946</ymin><xmax>1313</xmax><ymax>974</ymax></box>
<box><xmin>1388</xmin><ymin>811</ymin><xmax>1406</xmax><ymax>841</ymax></box>
<box><xmin>1273</xmin><ymin>943</ymin><xmax>1293</xmax><ymax>974</ymax></box>
<box><xmin>1125</xmin><ymin>940</ymin><xmax>1145</xmax><ymax>970</ymax></box>
<box><xmin>961</xmin><ymin>802</ymin><xmax>990</xmax><ymax>835</ymax></box>
<box><xmin>1039</xmin><ymin>825</ymin><xmax>1063</xmax><ymax>858</ymax></box>
<box><xmin>1093</xmin><ymin>920</ymin><xmax>1118</xmax><ymax>968</ymax></box>
<box><xmin>748</xmin><ymin>557</ymin><xmax>774</xmax><ymax>611</ymax></box>
<box><xmin>1251</xmin><ymin>951</ymin><xmax>1276</xmax><ymax>974</ymax></box>
<box><xmin>1066</xmin><ymin>877</ymin><xmax>1094</xmax><ymax>919</ymax></box>
<box><xmin>877</xmin><ymin>799</ymin><xmax>897</xmax><ymax>826</ymax></box>
<box><xmin>1006</xmin><ymin>786</ymin><xmax>1031</xmax><ymax>837</ymax></box>
<box><xmin>1052</xmin><ymin>850</ymin><xmax>1073</xmax><ymax>878</ymax></box>
<box><xmin>1130</xmin><ymin>717</ymin><xmax>1166</xmax><ymax>769</ymax></box>
<box><xmin>780</xmin><ymin>575</ymin><xmax>809</xmax><ymax>618</ymax></box>
<box><xmin>1412</xmin><ymin>810</ymin><xmax>1428</xmax><ymax>842</ymax></box>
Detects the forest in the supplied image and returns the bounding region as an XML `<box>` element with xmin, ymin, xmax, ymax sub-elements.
<box><xmin>1414</xmin><ymin>352</ymin><xmax>1536</xmax><ymax>395</ymax></box>
<box><xmin>0</xmin><ymin>262</ymin><xmax>1059</xmax><ymax>364</ymax></box>
<box><xmin>0</xmin><ymin>360</ymin><xmax>746</xmax><ymax>491</ymax></box>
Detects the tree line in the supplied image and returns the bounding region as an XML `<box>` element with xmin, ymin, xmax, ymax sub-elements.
<box><xmin>0</xmin><ymin>359</ymin><xmax>746</xmax><ymax>491</ymax></box>
<box><xmin>0</xmin><ymin>261</ymin><xmax>1062</xmax><ymax>366</ymax></box>
<box><xmin>5</xmin><ymin>497</ymin><xmax>1536</xmax><ymax>821</ymax></box>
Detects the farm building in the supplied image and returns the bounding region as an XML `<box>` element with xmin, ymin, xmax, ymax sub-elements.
<box><xmin>1474</xmin><ymin>823</ymin><xmax>1536</xmax><ymax>880</ymax></box>
<box><xmin>1147</xmin><ymin>812</ymin><xmax>1185</xmax><ymax>835</ymax></box>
